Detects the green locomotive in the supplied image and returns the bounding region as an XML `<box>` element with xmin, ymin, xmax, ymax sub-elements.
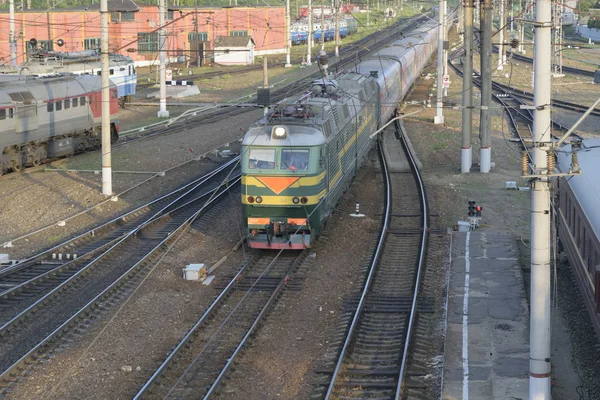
<box><xmin>242</xmin><ymin>75</ymin><xmax>379</xmax><ymax>249</ymax></box>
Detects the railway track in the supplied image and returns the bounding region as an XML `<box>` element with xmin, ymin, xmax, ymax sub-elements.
<box><xmin>0</xmin><ymin>161</ymin><xmax>241</xmax><ymax>394</ymax></box>
<box><xmin>307</xmin><ymin>121</ymin><xmax>429</xmax><ymax>399</ymax></box>
<box><xmin>134</xmin><ymin>250</ymin><xmax>307</xmax><ymax>399</ymax></box>
<box><xmin>497</xmin><ymin>46</ymin><xmax>597</xmax><ymax>78</ymax></box>
<box><xmin>448</xmin><ymin>61</ymin><xmax>584</xmax><ymax>143</ymax></box>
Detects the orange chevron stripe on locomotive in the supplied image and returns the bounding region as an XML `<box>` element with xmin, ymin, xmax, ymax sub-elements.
<box><xmin>255</xmin><ymin>176</ymin><xmax>300</xmax><ymax>195</ymax></box>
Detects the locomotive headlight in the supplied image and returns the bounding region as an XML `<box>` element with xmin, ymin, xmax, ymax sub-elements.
<box><xmin>272</xmin><ymin>126</ymin><xmax>287</xmax><ymax>139</ymax></box>
<box><xmin>256</xmin><ymin>196</ymin><xmax>263</xmax><ymax>203</ymax></box>
<box><xmin>292</xmin><ymin>197</ymin><xmax>300</xmax><ymax>204</ymax></box>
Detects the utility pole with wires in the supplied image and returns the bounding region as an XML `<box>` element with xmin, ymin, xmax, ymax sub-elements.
<box><xmin>529</xmin><ymin>0</ymin><xmax>552</xmax><ymax>396</ymax></box>
<box><xmin>434</xmin><ymin>0</ymin><xmax>446</xmax><ymax>124</ymax></box>
<box><xmin>461</xmin><ymin>0</ymin><xmax>474</xmax><ymax>173</ymax></box>
<box><xmin>100</xmin><ymin>0</ymin><xmax>112</xmax><ymax>196</ymax></box>
<box><xmin>285</xmin><ymin>0</ymin><xmax>292</xmax><ymax>67</ymax></box>
<box><xmin>9</xmin><ymin>0</ymin><xmax>17</xmax><ymax>66</ymax></box>
<box><xmin>158</xmin><ymin>0</ymin><xmax>169</xmax><ymax>118</ymax></box>
<box><xmin>307</xmin><ymin>0</ymin><xmax>313</xmax><ymax>65</ymax></box>
<box><xmin>321</xmin><ymin>0</ymin><xmax>325</xmax><ymax>52</ymax></box>
<box><xmin>479</xmin><ymin>0</ymin><xmax>493</xmax><ymax>173</ymax></box>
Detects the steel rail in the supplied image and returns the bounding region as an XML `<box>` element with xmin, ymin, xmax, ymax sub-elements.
<box><xmin>0</xmin><ymin>177</ymin><xmax>240</xmax><ymax>385</ymax></box>
<box><xmin>0</xmin><ymin>171</ymin><xmax>241</xmax><ymax>336</ymax></box>
<box><xmin>394</xmin><ymin>119</ymin><xmax>429</xmax><ymax>399</ymax></box>
<box><xmin>0</xmin><ymin>156</ymin><xmax>239</xmax><ymax>280</ymax></box>
<box><xmin>324</xmin><ymin>138</ymin><xmax>392</xmax><ymax>399</ymax></box>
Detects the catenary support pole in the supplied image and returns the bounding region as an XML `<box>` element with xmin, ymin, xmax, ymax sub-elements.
<box><xmin>9</xmin><ymin>0</ymin><xmax>16</xmax><ymax>66</ymax></box>
<box><xmin>100</xmin><ymin>0</ymin><xmax>112</xmax><ymax>196</ymax></box>
<box><xmin>498</xmin><ymin>0</ymin><xmax>505</xmax><ymax>70</ymax></box>
<box><xmin>307</xmin><ymin>0</ymin><xmax>313</xmax><ymax>65</ymax></box>
<box><xmin>285</xmin><ymin>0</ymin><xmax>292</xmax><ymax>67</ymax></box>
<box><xmin>334</xmin><ymin>0</ymin><xmax>340</xmax><ymax>57</ymax></box>
<box><xmin>479</xmin><ymin>0</ymin><xmax>492</xmax><ymax>172</ymax></box>
<box><xmin>442</xmin><ymin>0</ymin><xmax>448</xmax><ymax>97</ymax></box>
<box><xmin>529</xmin><ymin>0</ymin><xmax>552</xmax><ymax>395</ymax></box>
<box><xmin>321</xmin><ymin>0</ymin><xmax>325</xmax><ymax>51</ymax></box>
<box><xmin>434</xmin><ymin>0</ymin><xmax>445</xmax><ymax>124</ymax></box>
<box><xmin>263</xmin><ymin>56</ymin><xmax>269</xmax><ymax>116</ymax></box>
<box><xmin>158</xmin><ymin>0</ymin><xmax>169</xmax><ymax>118</ymax></box>
<box><xmin>461</xmin><ymin>0</ymin><xmax>474</xmax><ymax>173</ymax></box>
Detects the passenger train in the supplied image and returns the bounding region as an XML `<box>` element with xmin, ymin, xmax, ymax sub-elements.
<box><xmin>291</xmin><ymin>17</ymin><xmax>359</xmax><ymax>45</ymax></box>
<box><xmin>557</xmin><ymin>138</ymin><xmax>600</xmax><ymax>338</ymax></box>
<box><xmin>0</xmin><ymin>74</ymin><xmax>119</xmax><ymax>175</ymax></box>
<box><xmin>241</xmin><ymin>18</ymin><xmax>438</xmax><ymax>249</ymax></box>
<box><xmin>0</xmin><ymin>50</ymin><xmax>137</xmax><ymax>103</ymax></box>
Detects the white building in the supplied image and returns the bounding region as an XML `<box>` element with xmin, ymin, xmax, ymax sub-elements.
<box><xmin>213</xmin><ymin>36</ymin><xmax>256</xmax><ymax>66</ymax></box>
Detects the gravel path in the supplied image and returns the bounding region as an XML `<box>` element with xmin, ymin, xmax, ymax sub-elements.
<box><xmin>4</xmin><ymin>190</ymin><xmax>246</xmax><ymax>400</ymax></box>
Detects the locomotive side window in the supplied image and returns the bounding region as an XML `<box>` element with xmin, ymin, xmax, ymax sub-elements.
<box><xmin>47</xmin><ymin>103</ymin><xmax>53</xmax><ymax>112</ymax></box>
<box><xmin>0</xmin><ymin>109</ymin><xmax>5</xmax><ymax>120</ymax></box>
<box><xmin>9</xmin><ymin>108</ymin><xmax>13</xmax><ymax>118</ymax></box>
<box><xmin>248</xmin><ymin>148</ymin><xmax>276</xmax><ymax>169</ymax></box>
<box><xmin>281</xmin><ymin>149</ymin><xmax>309</xmax><ymax>171</ymax></box>
<box><xmin>80</xmin><ymin>96</ymin><xmax>86</xmax><ymax>106</ymax></box>
<box><xmin>73</xmin><ymin>98</ymin><xmax>78</xmax><ymax>107</ymax></box>
<box><xmin>55</xmin><ymin>101</ymin><xmax>62</xmax><ymax>111</ymax></box>
<box><xmin>64</xmin><ymin>99</ymin><xmax>70</xmax><ymax>109</ymax></box>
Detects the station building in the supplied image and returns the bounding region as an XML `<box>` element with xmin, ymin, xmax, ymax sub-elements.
<box><xmin>0</xmin><ymin>0</ymin><xmax>285</xmax><ymax>66</ymax></box>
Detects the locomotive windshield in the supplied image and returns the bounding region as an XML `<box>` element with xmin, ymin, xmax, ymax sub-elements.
<box><xmin>281</xmin><ymin>149</ymin><xmax>309</xmax><ymax>171</ymax></box>
<box><xmin>248</xmin><ymin>148</ymin><xmax>276</xmax><ymax>169</ymax></box>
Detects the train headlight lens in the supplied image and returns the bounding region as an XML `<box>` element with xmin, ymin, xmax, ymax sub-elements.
<box><xmin>256</xmin><ymin>196</ymin><xmax>263</xmax><ymax>203</ymax></box>
<box><xmin>272</xmin><ymin>126</ymin><xmax>287</xmax><ymax>139</ymax></box>
<box><xmin>247</xmin><ymin>196</ymin><xmax>255</xmax><ymax>203</ymax></box>
<box><xmin>300</xmin><ymin>196</ymin><xmax>308</xmax><ymax>204</ymax></box>
<box><xmin>293</xmin><ymin>197</ymin><xmax>300</xmax><ymax>204</ymax></box>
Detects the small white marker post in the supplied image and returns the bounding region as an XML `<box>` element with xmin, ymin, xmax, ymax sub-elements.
<box><xmin>350</xmin><ymin>202</ymin><xmax>365</xmax><ymax>218</ymax></box>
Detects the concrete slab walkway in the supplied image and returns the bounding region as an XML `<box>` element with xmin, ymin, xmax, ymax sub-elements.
<box><xmin>443</xmin><ymin>231</ymin><xmax>530</xmax><ymax>400</ymax></box>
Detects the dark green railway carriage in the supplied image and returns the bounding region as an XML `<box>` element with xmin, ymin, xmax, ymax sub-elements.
<box><xmin>242</xmin><ymin>74</ymin><xmax>380</xmax><ymax>249</ymax></box>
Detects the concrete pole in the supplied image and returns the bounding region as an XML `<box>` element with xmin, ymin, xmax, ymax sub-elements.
<box><xmin>321</xmin><ymin>0</ymin><xmax>325</xmax><ymax>52</ymax></box>
<box><xmin>100</xmin><ymin>0</ymin><xmax>112</xmax><ymax>196</ymax></box>
<box><xmin>158</xmin><ymin>0</ymin><xmax>169</xmax><ymax>118</ymax></box>
<box><xmin>367</xmin><ymin>0</ymin><xmax>370</xmax><ymax>26</ymax></box>
<box><xmin>434</xmin><ymin>0</ymin><xmax>445</xmax><ymax>124</ymax></box>
<box><xmin>442</xmin><ymin>0</ymin><xmax>448</xmax><ymax>97</ymax></box>
<box><xmin>263</xmin><ymin>56</ymin><xmax>269</xmax><ymax>116</ymax></box>
<box><xmin>285</xmin><ymin>0</ymin><xmax>292</xmax><ymax>67</ymax></box>
<box><xmin>498</xmin><ymin>0</ymin><xmax>505</xmax><ymax>70</ymax></box>
<box><xmin>307</xmin><ymin>0</ymin><xmax>313</xmax><ymax>65</ymax></box>
<box><xmin>529</xmin><ymin>0</ymin><xmax>552</xmax><ymax>396</ymax></box>
<box><xmin>461</xmin><ymin>0</ymin><xmax>474</xmax><ymax>173</ymax></box>
<box><xmin>479</xmin><ymin>0</ymin><xmax>492</xmax><ymax>173</ymax></box>
<box><xmin>519</xmin><ymin>0</ymin><xmax>526</xmax><ymax>53</ymax></box>
<box><xmin>334</xmin><ymin>0</ymin><xmax>340</xmax><ymax>57</ymax></box>
<box><xmin>9</xmin><ymin>0</ymin><xmax>16</xmax><ymax>66</ymax></box>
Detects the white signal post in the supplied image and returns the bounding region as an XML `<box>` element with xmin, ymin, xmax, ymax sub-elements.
<box><xmin>100</xmin><ymin>0</ymin><xmax>112</xmax><ymax>196</ymax></box>
<box><xmin>307</xmin><ymin>0</ymin><xmax>313</xmax><ymax>66</ymax></box>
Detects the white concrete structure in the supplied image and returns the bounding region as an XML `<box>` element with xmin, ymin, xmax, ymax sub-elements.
<box><xmin>214</xmin><ymin>36</ymin><xmax>256</xmax><ymax>65</ymax></box>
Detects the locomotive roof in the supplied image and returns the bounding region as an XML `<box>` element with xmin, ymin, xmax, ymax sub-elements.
<box><xmin>242</xmin><ymin>125</ymin><xmax>326</xmax><ymax>147</ymax></box>
<box><xmin>557</xmin><ymin>138</ymin><xmax>600</xmax><ymax>240</ymax></box>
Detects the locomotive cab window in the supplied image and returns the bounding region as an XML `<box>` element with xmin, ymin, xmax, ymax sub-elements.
<box><xmin>248</xmin><ymin>148</ymin><xmax>276</xmax><ymax>169</ymax></box>
<box><xmin>281</xmin><ymin>149</ymin><xmax>310</xmax><ymax>171</ymax></box>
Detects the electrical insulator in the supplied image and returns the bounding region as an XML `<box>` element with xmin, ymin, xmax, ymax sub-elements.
<box><xmin>546</xmin><ymin>151</ymin><xmax>555</xmax><ymax>174</ymax></box>
<box><xmin>571</xmin><ymin>152</ymin><xmax>580</xmax><ymax>173</ymax></box>
<box><xmin>521</xmin><ymin>151</ymin><xmax>529</xmax><ymax>176</ymax></box>
<box><xmin>510</xmin><ymin>38</ymin><xmax>519</xmax><ymax>49</ymax></box>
